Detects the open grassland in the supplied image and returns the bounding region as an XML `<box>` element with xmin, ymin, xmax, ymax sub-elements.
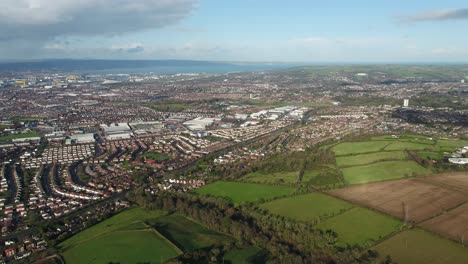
<box><xmin>374</xmin><ymin>229</ymin><xmax>468</xmax><ymax>264</ymax></box>
<box><xmin>435</xmin><ymin>139</ymin><xmax>468</xmax><ymax>150</ymax></box>
<box><xmin>151</xmin><ymin>214</ymin><xmax>233</xmax><ymax>252</ymax></box>
<box><xmin>421</xmin><ymin>201</ymin><xmax>468</xmax><ymax>243</ymax></box>
<box><xmin>384</xmin><ymin>141</ymin><xmax>434</xmax><ymax>151</ymax></box>
<box><xmin>223</xmin><ymin>247</ymin><xmax>267</xmax><ymax>264</ymax></box>
<box><xmin>59</xmin><ymin>208</ymin><xmax>181</xmax><ymax>264</ymax></box>
<box><xmin>332</xmin><ymin>141</ymin><xmax>390</xmax><ymax>156</ymax></box>
<box><xmin>194</xmin><ymin>181</ymin><xmax>294</xmax><ymax>204</ymax></box>
<box><xmin>336</xmin><ymin>151</ymin><xmax>407</xmax><ymax>167</ymax></box>
<box><xmin>0</xmin><ymin>131</ymin><xmax>41</xmax><ymax>142</ymax></box>
<box><xmin>342</xmin><ymin>160</ymin><xmax>430</xmax><ymax>184</ymax></box>
<box><xmin>242</xmin><ymin>166</ymin><xmax>333</xmax><ymax>185</ymax></box>
<box><xmin>328</xmin><ymin>177</ymin><xmax>468</xmax><ymax>223</ymax></box>
<box><xmin>317</xmin><ymin>207</ymin><xmax>402</xmax><ymax>247</ymax></box>
<box><xmin>242</xmin><ymin>170</ymin><xmax>300</xmax><ymax>184</ymax></box>
<box><xmin>260</xmin><ymin>193</ymin><xmax>353</xmax><ymax>221</ymax></box>
<box><xmin>59</xmin><ymin>207</ymin><xmax>167</xmax><ymax>248</ymax></box>
<box><xmin>418</xmin><ymin>151</ymin><xmax>444</xmax><ymax>160</ymax></box>
<box><xmin>62</xmin><ymin>230</ymin><xmax>180</xmax><ymax>264</ymax></box>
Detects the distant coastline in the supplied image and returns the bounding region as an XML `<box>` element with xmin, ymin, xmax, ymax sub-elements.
<box><xmin>0</xmin><ymin>59</ymin><xmax>304</xmax><ymax>74</ymax></box>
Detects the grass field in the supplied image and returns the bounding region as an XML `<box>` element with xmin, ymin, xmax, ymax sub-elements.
<box><xmin>317</xmin><ymin>207</ymin><xmax>402</xmax><ymax>247</ymax></box>
<box><xmin>374</xmin><ymin>229</ymin><xmax>468</xmax><ymax>264</ymax></box>
<box><xmin>143</xmin><ymin>152</ymin><xmax>171</xmax><ymax>162</ymax></box>
<box><xmin>59</xmin><ymin>208</ymin><xmax>181</xmax><ymax>264</ymax></box>
<box><xmin>384</xmin><ymin>142</ymin><xmax>434</xmax><ymax>151</ymax></box>
<box><xmin>194</xmin><ymin>181</ymin><xmax>294</xmax><ymax>204</ymax></box>
<box><xmin>418</xmin><ymin>151</ymin><xmax>444</xmax><ymax>160</ymax></box>
<box><xmin>336</xmin><ymin>151</ymin><xmax>407</xmax><ymax>167</ymax></box>
<box><xmin>223</xmin><ymin>247</ymin><xmax>266</xmax><ymax>264</ymax></box>
<box><xmin>260</xmin><ymin>193</ymin><xmax>353</xmax><ymax>221</ymax></box>
<box><xmin>59</xmin><ymin>207</ymin><xmax>167</xmax><ymax>248</ymax></box>
<box><xmin>332</xmin><ymin>141</ymin><xmax>391</xmax><ymax>156</ymax></box>
<box><xmin>242</xmin><ymin>170</ymin><xmax>300</xmax><ymax>184</ymax></box>
<box><xmin>342</xmin><ymin>161</ymin><xmax>431</xmax><ymax>184</ymax></box>
<box><xmin>62</xmin><ymin>230</ymin><xmax>180</xmax><ymax>264</ymax></box>
<box><xmin>151</xmin><ymin>214</ymin><xmax>233</xmax><ymax>252</ymax></box>
<box><xmin>242</xmin><ymin>168</ymin><xmax>331</xmax><ymax>185</ymax></box>
<box><xmin>0</xmin><ymin>131</ymin><xmax>41</xmax><ymax>142</ymax></box>
<box><xmin>436</xmin><ymin>139</ymin><xmax>468</xmax><ymax>149</ymax></box>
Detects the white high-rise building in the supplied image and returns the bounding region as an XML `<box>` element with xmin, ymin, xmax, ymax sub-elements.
<box><xmin>403</xmin><ymin>99</ymin><xmax>409</xmax><ymax>107</ymax></box>
<box><xmin>462</xmin><ymin>79</ymin><xmax>465</xmax><ymax>84</ymax></box>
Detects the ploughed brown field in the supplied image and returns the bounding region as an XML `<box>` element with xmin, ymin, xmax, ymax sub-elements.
<box><xmin>421</xmin><ymin>202</ymin><xmax>468</xmax><ymax>244</ymax></box>
<box><xmin>421</xmin><ymin>172</ymin><xmax>468</xmax><ymax>192</ymax></box>
<box><xmin>328</xmin><ymin>173</ymin><xmax>468</xmax><ymax>223</ymax></box>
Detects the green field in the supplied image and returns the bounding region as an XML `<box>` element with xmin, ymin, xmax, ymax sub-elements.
<box><xmin>223</xmin><ymin>247</ymin><xmax>266</xmax><ymax>264</ymax></box>
<box><xmin>59</xmin><ymin>207</ymin><xmax>166</xmax><ymax>248</ymax></box>
<box><xmin>374</xmin><ymin>229</ymin><xmax>468</xmax><ymax>264</ymax></box>
<box><xmin>0</xmin><ymin>131</ymin><xmax>41</xmax><ymax>142</ymax></box>
<box><xmin>143</xmin><ymin>152</ymin><xmax>171</xmax><ymax>162</ymax></box>
<box><xmin>62</xmin><ymin>230</ymin><xmax>180</xmax><ymax>264</ymax></box>
<box><xmin>317</xmin><ymin>207</ymin><xmax>402</xmax><ymax>247</ymax></box>
<box><xmin>242</xmin><ymin>168</ymin><xmax>330</xmax><ymax>185</ymax></box>
<box><xmin>384</xmin><ymin>141</ymin><xmax>434</xmax><ymax>151</ymax></box>
<box><xmin>342</xmin><ymin>161</ymin><xmax>431</xmax><ymax>184</ymax></box>
<box><xmin>336</xmin><ymin>151</ymin><xmax>407</xmax><ymax>167</ymax></box>
<box><xmin>332</xmin><ymin>141</ymin><xmax>391</xmax><ymax>156</ymax></box>
<box><xmin>194</xmin><ymin>181</ymin><xmax>294</xmax><ymax>204</ymax></box>
<box><xmin>242</xmin><ymin>170</ymin><xmax>300</xmax><ymax>184</ymax></box>
<box><xmin>151</xmin><ymin>214</ymin><xmax>233</xmax><ymax>252</ymax></box>
<box><xmin>59</xmin><ymin>208</ymin><xmax>181</xmax><ymax>264</ymax></box>
<box><xmin>418</xmin><ymin>151</ymin><xmax>444</xmax><ymax>160</ymax></box>
<box><xmin>435</xmin><ymin>139</ymin><xmax>468</xmax><ymax>152</ymax></box>
<box><xmin>260</xmin><ymin>193</ymin><xmax>353</xmax><ymax>221</ymax></box>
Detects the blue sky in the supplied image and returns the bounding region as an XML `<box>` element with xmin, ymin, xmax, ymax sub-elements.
<box><xmin>1</xmin><ymin>0</ymin><xmax>467</xmax><ymax>62</ymax></box>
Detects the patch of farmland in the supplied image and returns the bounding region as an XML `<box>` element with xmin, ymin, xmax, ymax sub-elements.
<box><xmin>336</xmin><ymin>151</ymin><xmax>407</xmax><ymax>167</ymax></box>
<box><xmin>259</xmin><ymin>193</ymin><xmax>354</xmax><ymax>221</ymax></box>
<box><xmin>151</xmin><ymin>214</ymin><xmax>233</xmax><ymax>252</ymax></box>
<box><xmin>341</xmin><ymin>160</ymin><xmax>430</xmax><ymax>184</ymax></box>
<box><xmin>374</xmin><ymin>229</ymin><xmax>468</xmax><ymax>264</ymax></box>
<box><xmin>422</xmin><ymin>172</ymin><xmax>468</xmax><ymax>192</ymax></box>
<box><xmin>193</xmin><ymin>181</ymin><xmax>294</xmax><ymax>204</ymax></box>
<box><xmin>420</xmin><ymin>202</ymin><xmax>468</xmax><ymax>243</ymax></box>
<box><xmin>384</xmin><ymin>141</ymin><xmax>434</xmax><ymax>151</ymax></box>
<box><xmin>328</xmin><ymin>179</ymin><xmax>468</xmax><ymax>223</ymax></box>
<box><xmin>316</xmin><ymin>207</ymin><xmax>402</xmax><ymax>247</ymax></box>
<box><xmin>332</xmin><ymin>141</ymin><xmax>391</xmax><ymax>156</ymax></box>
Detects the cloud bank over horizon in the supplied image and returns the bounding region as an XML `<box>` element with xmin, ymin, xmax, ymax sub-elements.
<box><xmin>0</xmin><ymin>0</ymin><xmax>197</xmax><ymax>58</ymax></box>
<box><xmin>0</xmin><ymin>1</ymin><xmax>467</xmax><ymax>62</ymax></box>
<box><xmin>401</xmin><ymin>8</ymin><xmax>468</xmax><ymax>22</ymax></box>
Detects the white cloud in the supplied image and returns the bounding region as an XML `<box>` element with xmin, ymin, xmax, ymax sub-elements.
<box><xmin>111</xmin><ymin>42</ymin><xmax>145</xmax><ymax>53</ymax></box>
<box><xmin>0</xmin><ymin>0</ymin><xmax>197</xmax><ymax>42</ymax></box>
<box><xmin>398</xmin><ymin>8</ymin><xmax>468</xmax><ymax>22</ymax></box>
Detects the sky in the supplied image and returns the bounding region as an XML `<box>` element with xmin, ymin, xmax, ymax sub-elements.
<box><xmin>1</xmin><ymin>0</ymin><xmax>468</xmax><ymax>62</ymax></box>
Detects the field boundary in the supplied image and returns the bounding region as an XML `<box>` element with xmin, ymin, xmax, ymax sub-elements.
<box><xmin>146</xmin><ymin>226</ymin><xmax>184</xmax><ymax>255</ymax></box>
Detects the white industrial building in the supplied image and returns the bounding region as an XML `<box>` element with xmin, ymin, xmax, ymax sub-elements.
<box><xmin>100</xmin><ymin>123</ymin><xmax>133</xmax><ymax>140</ymax></box>
<box><xmin>183</xmin><ymin>117</ymin><xmax>217</xmax><ymax>131</ymax></box>
<box><xmin>70</xmin><ymin>133</ymin><xmax>95</xmax><ymax>144</ymax></box>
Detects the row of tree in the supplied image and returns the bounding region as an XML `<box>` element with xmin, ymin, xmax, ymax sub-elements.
<box><xmin>131</xmin><ymin>191</ymin><xmax>386</xmax><ymax>264</ymax></box>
